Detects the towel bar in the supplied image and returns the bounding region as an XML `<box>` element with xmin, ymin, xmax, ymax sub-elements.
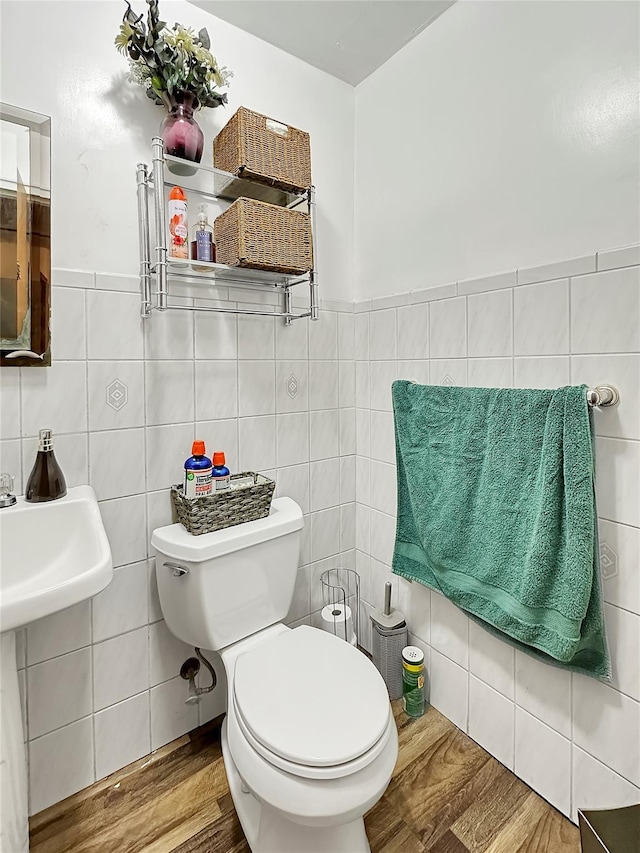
<box><xmin>586</xmin><ymin>386</ymin><xmax>619</xmax><ymax>408</ymax></box>
<box><xmin>408</xmin><ymin>381</ymin><xmax>620</xmax><ymax>408</ymax></box>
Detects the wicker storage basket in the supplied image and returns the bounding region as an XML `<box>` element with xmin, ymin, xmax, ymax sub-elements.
<box><xmin>213</xmin><ymin>106</ymin><xmax>311</xmax><ymax>194</ymax></box>
<box><xmin>214</xmin><ymin>197</ymin><xmax>313</xmax><ymax>275</ymax></box>
<box><xmin>171</xmin><ymin>473</ymin><xmax>275</xmax><ymax>536</ymax></box>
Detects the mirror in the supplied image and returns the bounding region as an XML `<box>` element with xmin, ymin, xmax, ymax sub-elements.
<box><xmin>0</xmin><ymin>104</ymin><xmax>51</xmax><ymax>366</ymax></box>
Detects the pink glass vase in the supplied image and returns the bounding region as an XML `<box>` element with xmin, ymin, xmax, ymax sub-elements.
<box><xmin>160</xmin><ymin>91</ymin><xmax>204</xmax><ymax>163</ymax></box>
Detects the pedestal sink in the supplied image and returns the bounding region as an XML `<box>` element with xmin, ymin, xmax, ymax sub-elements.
<box><xmin>0</xmin><ymin>486</ymin><xmax>112</xmax><ymax>852</ymax></box>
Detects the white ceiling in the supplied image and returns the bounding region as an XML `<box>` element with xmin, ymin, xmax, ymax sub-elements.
<box><xmin>189</xmin><ymin>1</ymin><xmax>455</xmax><ymax>85</ymax></box>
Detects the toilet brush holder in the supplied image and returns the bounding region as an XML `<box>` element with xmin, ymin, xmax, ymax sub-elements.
<box><xmin>370</xmin><ymin>582</ymin><xmax>407</xmax><ymax>701</ymax></box>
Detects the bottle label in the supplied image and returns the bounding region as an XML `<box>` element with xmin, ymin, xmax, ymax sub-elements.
<box><xmin>402</xmin><ymin>662</ymin><xmax>425</xmax><ymax>717</ymax></box>
<box><xmin>169</xmin><ymin>200</ymin><xmax>188</xmax><ymax>259</ymax></box>
<box><xmin>196</xmin><ymin>230</ymin><xmax>213</xmax><ymax>262</ymax></box>
<box><xmin>213</xmin><ymin>474</ymin><xmax>231</xmax><ymax>491</ymax></box>
<box><xmin>184</xmin><ymin>467</ymin><xmax>213</xmax><ymax>498</ymax></box>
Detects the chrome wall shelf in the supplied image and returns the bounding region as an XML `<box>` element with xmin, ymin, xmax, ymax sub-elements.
<box><xmin>136</xmin><ymin>137</ymin><xmax>318</xmax><ymax>324</ymax></box>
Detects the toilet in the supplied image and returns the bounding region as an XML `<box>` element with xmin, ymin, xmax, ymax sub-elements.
<box><xmin>151</xmin><ymin>497</ymin><xmax>398</xmax><ymax>853</ymax></box>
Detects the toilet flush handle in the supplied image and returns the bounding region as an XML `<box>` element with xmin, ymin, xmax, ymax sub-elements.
<box><xmin>163</xmin><ymin>561</ymin><xmax>190</xmax><ymax>577</ymax></box>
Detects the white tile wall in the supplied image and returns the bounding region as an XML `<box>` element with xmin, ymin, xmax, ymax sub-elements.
<box><xmin>29</xmin><ymin>717</ymin><xmax>94</xmax><ymax>814</ymax></box>
<box><xmin>429</xmin><ymin>297</ymin><xmax>467</xmax><ymax>359</ymax></box>
<box><xmin>571</xmin><ymin>267</ymin><xmax>640</xmax><ymax>355</ymax></box>
<box><xmin>572</xmin><ymin>675</ymin><xmax>640</xmax><ymax>786</ymax></box>
<box><xmin>98</xmin><ymin>495</ymin><xmax>147</xmax><ymax>569</ymax></box>
<box><xmin>21</xmin><ymin>362</ymin><xmax>88</xmax><ymax>437</ymax></box>
<box><xmin>92</xmin><ymin>562</ymin><xmax>149</xmax><ymax>642</ymax></box>
<box><xmin>3</xmin><ymin>288</ymin><xmax>354</xmax><ymax>815</ymax></box>
<box><xmin>93</xmin><ymin>627</ymin><xmax>149</xmax><ymax>712</ymax></box>
<box><xmin>468</xmin><ymin>675</ymin><xmax>515</xmax><ymax>770</ymax></box>
<box><xmin>150</xmin><ymin>676</ymin><xmax>199</xmax><ymax>750</ymax></box>
<box><xmin>3</xmin><ymin>246</ymin><xmax>638</xmax><ymax>817</ymax></box>
<box><xmin>571</xmin><ymin>746</ymin><xmax>640</xmax><ymax>822</ymax></box>
<box><xmin>352</xmin><ymin>246</ymin><xmax>640</xmax><ymax>823</ymax></box>
<box><xmin>88</xmin><ymin>362</ymin><xmax>145</xmax><ymax>431</ymax></box>
<box><xmin>430</xmin><ymin>593</ymin><xmax>469</xmax><ymax>669</ymax></box>
<box><xmin>397</xmin><ymin>304</ymin><xmax>429</xmax><ymax>360</ymax></box>
<box><xmin>94</xmin><ymin>692</ymin><xmax>151</xmax><ymax>780</ymax></box>
<box><xmin>89</xmin><ymin>428</ymin><xmax>146</xmax><ymax>500</ymax></box>
<box><xmin>515</xmin><ymin>708</ymin><xmax>572</xmax><ymax>817</ymax></box>
<box><xmin>430</xmin><ymin>649</ymin><xmax>468</xmax><ymax>731</ymax></box>
<box><xmin>26</xmin><ymin>602</ymin><xmax>91</xmax><ymax>666</ymax></box>
<box><xmin>27</xmin><ymin>648</ymin><xmax>92</xmax><ymax>739</ymax></box>
<box><xmin>50</xmin><ymin>286</ymin><xmax>87</xmax><ymax>361</ymax></box>
<box><xmin>513</xmin><ymin>280</ymin><xmax>569</xmax><ymax>356</ymax></box>
<box><xmin>86</xmin><ymin>291</ymin><xmax>144</xmax><ymax>360</ymax></box>
<box><xmin>468</xmin><ymin>620</ymin><xmax>514</xmax><ymax>700</ymax></box>
<box><xmin>597</xmin><ymin>244</ymin><xmax>640</xmax><ymax>272</ymax></box>
<box><xmin>145</xmin><ymin>361</ymin><xmax>195</xmax><ymax>426</ymax></box>
<box><xmin>467</xmin><ymin>289</ymin><xmax>513</xmax><ymax>358</ymax></box>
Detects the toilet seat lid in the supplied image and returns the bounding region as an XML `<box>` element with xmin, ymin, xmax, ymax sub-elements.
<box><xmin>233</xmin><ymin>625</ymin><xmax>390</xmax><ymax>768</ymax></box>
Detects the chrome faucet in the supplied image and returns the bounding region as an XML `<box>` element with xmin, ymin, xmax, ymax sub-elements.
<box><xmin>0</xmin><ymin>474</ymin><xmax>17</xmax><ymax>508</ymax></box>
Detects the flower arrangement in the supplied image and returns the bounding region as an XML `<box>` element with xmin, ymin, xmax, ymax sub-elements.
<box><xmin>115</xmin><ymin>0</ymin><xmax>232</xmax><ymax>110</ymax></box>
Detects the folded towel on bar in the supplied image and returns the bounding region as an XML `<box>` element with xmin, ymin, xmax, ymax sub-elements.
<box><xmin>391</xmin><ymin>380</ymin><xmax>610</xmax><ymax>680</ymax></box>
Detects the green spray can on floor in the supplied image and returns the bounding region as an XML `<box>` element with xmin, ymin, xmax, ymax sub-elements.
<box><xmin>402</xmin><ymin>646</ymin><xmax>425</xmax><ymax>718</ymax></box>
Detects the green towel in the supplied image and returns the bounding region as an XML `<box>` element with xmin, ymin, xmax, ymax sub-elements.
<box><xmin>391</xmin><ymin>380</ymin><xmax>610</xmax><ymax>680</ymax></box>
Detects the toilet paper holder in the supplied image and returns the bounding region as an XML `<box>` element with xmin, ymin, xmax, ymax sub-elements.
<box><xmin>320</xmin><ymin>567</ymin><xmax>361</xmax><ymax>648</ymax></box>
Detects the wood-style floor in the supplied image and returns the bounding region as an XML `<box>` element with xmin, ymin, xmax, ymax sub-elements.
<box><xmin>29</xmin><ymin>701</ymin><xmax>581</xmax><ymax>853</ymax></box>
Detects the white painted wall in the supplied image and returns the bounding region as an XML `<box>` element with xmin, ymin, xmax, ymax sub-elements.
<box><xmin>354</xmin><ymin>0</ymin><xmax>640</xmax><ymax>299</ymax></box>
<box><xmin>0</xmin><ymin>0</ymin><xmax>354</xmax><ymax>300</ymax></box>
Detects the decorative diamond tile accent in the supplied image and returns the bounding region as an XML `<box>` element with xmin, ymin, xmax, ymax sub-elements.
<box><xmin>286</xmin><ymin>374</ymin><xmax>299</xmax><ymax>399</ymax></box>
<box><xmin>599</xmin><ymin>542</ymin><xmax>618</xmax><ymax>579</ymax></box>
<box><xmin>441</xmin><ymin>374</ymin><xmax>455</xmax><ymax>386</ymax></box>
<box><xmin>106</xmin><ymin>379</ymin><xmax>128</xmax><ymax>412</ymax></box>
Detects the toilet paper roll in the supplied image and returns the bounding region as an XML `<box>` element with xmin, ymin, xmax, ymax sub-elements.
<box><xmin>320</xmin><ymin>604</ymin><xmax>357</xmax><ymax>646</ymax></box>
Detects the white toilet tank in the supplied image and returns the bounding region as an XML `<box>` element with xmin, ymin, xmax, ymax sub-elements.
<box><xmin>151</xmin><ymin>497</ymin><xmax>304</xmax><ymax>650</ymax></box>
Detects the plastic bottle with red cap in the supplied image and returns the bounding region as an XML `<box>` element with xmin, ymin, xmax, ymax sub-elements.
<box><xmin>168</xmin><ymin>185</ymin><xmax>188</xmax><ymax>260</ymax></box>
<box><xmin>183</xmin><ymin>440</ymin><xmax>212</xmax><ymax>498</ymax></box>
<box><xmin>212</xmin><ymin>451</ymin><xmax>231</xmax><ymax>491</ymax></box>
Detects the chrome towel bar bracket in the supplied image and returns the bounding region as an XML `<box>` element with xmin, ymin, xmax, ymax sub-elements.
<box><xmin>586</xmin><ymin>385</ymin><xmax>620</xmax><ymax>409</ymax></box>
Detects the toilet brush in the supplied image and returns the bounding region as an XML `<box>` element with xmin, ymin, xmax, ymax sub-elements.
<box><xmin>370</xmin><ymin>582</ymin><xmax>408</xmax><ymax>700</ymax></box>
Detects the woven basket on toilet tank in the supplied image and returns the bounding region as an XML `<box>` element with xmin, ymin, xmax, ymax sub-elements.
<box><xmin>171</xmin><ymin>473</ymin><xmax>275</xmax><ymax>535</ymax></box>
<box><xmin>213</xmin><ymin>106</ymin><xmax>312</xmax><ymax>194</ymax></box>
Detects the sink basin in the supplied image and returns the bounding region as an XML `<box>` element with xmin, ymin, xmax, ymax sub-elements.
<box><xmin>0</xmin><ymin>485</ymin><xmax>112</xmax><ymax>852</ymax></box>
<box><xmin>0</xmin><ymin>485</ymin><xmax>113</xmax><ymax>632</ymax></box>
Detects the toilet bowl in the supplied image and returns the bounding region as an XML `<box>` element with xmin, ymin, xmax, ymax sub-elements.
<box><xmin>152</xmin><ymin>498</ymin><xmax>398</xmax><ymax>853</ymax></box>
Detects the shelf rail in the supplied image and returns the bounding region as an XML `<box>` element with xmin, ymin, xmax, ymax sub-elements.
<box><xmin>136</xmin><ymin>162</ymin><xmax>151</xmax><ymax>318</ymax></box>
<box><xmin>309</xmin><ymin>185</ymin><xmax>319</xmax><ymax>322</ymax></box>
<box><xmin>137</xmin><ymin>137</ymin><xmax>318</xmax><ymax>323</ymax></box>
<box><xmin>164</xmin><ymin>303</ymin><xmax>312</xmax><ymax>320</ymax></box>
<box><xmin>151</xmin><ymin>137</ymin><xmax>168</xmax><ymax>311</ymax></box>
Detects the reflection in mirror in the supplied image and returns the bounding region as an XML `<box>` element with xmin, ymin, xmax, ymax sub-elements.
<box><xmin>0</xmin><ymin>104</ymin><xmax>51</xmax><ymax>366</ymax></box>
